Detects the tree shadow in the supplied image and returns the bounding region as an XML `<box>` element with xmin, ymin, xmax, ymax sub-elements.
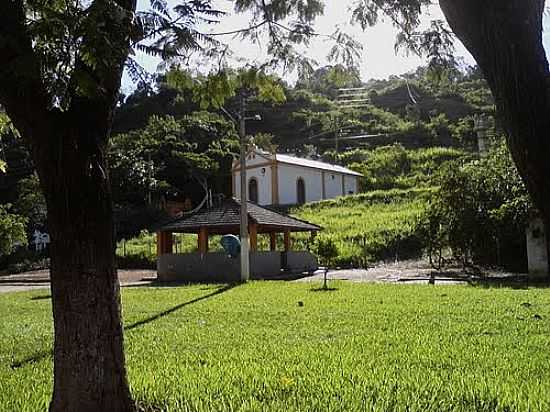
<box><xmin>471</xmin><ymin>278</ymin><xmax>550</xmax><ymax>290</ymax></box>
<box><xmin>0</xmin><ymin>279</ymin><xmax>49</xmax><ymax>284</ymax></box>
<box><xmin>255</xmin><ymin>271</ymin><xmax>318</xmax><ymax>281</ymax></box>
<box><xmin>309</xmin><ymin>287</ymin><xmax>339</xmax><ymax>292</ymax></box>
<box><xmin>30</xmin><ymin>294</ymin><xmax>51</xmax><ymax>300</ymax></box>
<box><xmin>10</xmin><ymin>283</ymin><xmax>239</xmax><ymax>369</ymax></box>
<box><xmin>124</xmin><ymin>283</ymin><xmax>238</xmax><ymax>331</ymax></box>
<box><xmin>10</xmin><ymin>349</ymin><xmax>52</xmax><ymax>370</ymax></box>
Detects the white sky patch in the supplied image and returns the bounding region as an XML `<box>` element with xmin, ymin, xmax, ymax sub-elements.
<box><xmin>122</xmin><ymin>0</ymin><xmax>550</xmax><ymax>93</ymax></box>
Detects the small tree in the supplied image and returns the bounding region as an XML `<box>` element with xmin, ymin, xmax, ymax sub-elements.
<box><xmin>0</xmin><ymin>205</ymin><xmax>27</xmax><ymax>257</ymax></box>
<box><xmin>314</xmin><ymin>236</ymin><xmax>339</xmax><ymax>290</ymax></box>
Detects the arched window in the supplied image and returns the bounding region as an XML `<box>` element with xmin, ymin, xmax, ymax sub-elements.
<box><xmin>296</xmin><ymin>178</ymin><xmax>306</xmax><ymax>205</ymax></box>
<box><xmin>248</xmin><ymin>178</ymin><xmax>259</xmax><ymax>203</ymax></box>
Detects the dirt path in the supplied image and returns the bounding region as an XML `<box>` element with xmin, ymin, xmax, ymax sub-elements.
<box><xmin>297</xmin><ymin>260</ymin><xmax>525</xmax><ymax>285</ymax></box>
<box><xmin>0</xmin><ymin>269</ymin><xmax>157</xmax><ymax>294</ymax></box>
<box><xmin>0</xmin><ymin>260</ymin><xmax>525</xmax><ymax>294</ymax></box>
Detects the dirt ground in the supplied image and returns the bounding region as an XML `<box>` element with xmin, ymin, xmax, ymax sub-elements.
<box><xmin>0</xmin><ymin>260</ymin><xmax>526</xmax><ymax>294</ymax></box>
<box><xmin>0</xmin><ymin>269</ymin><xmax>157</xmax><ymax>294</ymax></box>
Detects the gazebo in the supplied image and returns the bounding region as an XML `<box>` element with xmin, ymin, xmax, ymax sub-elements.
<box><xmin>155</xmin><ymin>198</ymin><xmax>321</xmax><ymax>282</ymax></box>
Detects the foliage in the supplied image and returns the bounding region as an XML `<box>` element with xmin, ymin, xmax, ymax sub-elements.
<box><xmin>351</xmin><ymin>0</ymin><xmax>456</xmax><ymax>74</ymax></box>
<box><xmin>250</xmin><ymin>133</ymin><xmax>276</xmax><ymax>151</ymax></box>
<box><xmin>0</xmin><ymin>112</ymin><xmax>16</xmax><ymax>173</ymax></box>
<box><xmin>324</xmin><ymin>145</ymin><xmax>468</xmax><ymax>191</ymax></box>
<box><xmin>112</xmin><ymin>63</ymin><xmax>495</xmax><ymax>157</ymax></box>
<box><xmin>114</xmin><ymin>205</ymin><xmax>168</xmax><ymax>242</ymax></box>
<box><xmin>419</xmin><ymin>141</ymin><xmax>531</xmax><ymax>271</ymax></box>
<box><xmin>349</xmin><ymin>144</ymin><xmax>412</xmax><ymax>190</ymax></box>
<box><xmin>295</xmin><ymin>65</ymin><xmax>362</xmax><ymax>99</ymax></box>
<box><xmin>2</xmin><ymin>248</ymin><xmax>50</xmax><ymax>274</ymax></box>
<box><xmin>293</xmin><ymin>188</ymin><xmax>429</xmax><ymax>266</ymax></box>
<box><xmin>109</xmin><ymin>112</ymin><xmax>239</xmax><ymax>205</ymax></box>
<box><xmin>313</xmin><ymin>236</ymin><xmax>339</xmax><ymax>267</ymax></box>
<box><xmin>0</xmin><ymin>204</ymin><xmax>27</xmax><ymax>257</ymax></box>
<box><xmin>166</xmin><ymin>68</ymin><xmax>287</xmax><ymax>110</ymax></box>
<box><xmin>313</xmin><ymin>236</ymin><xmax>339</xmax><ymax>288</ymax></box>
<box><xmin>14</xmin><ymin>175</ymin><xmax>47</xmax><ymax>233</ymax></box>
<box><xmin>3</xmin><ymin>283</ymin><xmax>550</xmax><ymax>410</ymax></box>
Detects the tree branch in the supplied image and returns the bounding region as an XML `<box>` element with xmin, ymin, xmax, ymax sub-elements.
<box><xmin>0</xmin><ymin>0</ymin><xmax>51</xmax><ymax>137</ymax></box>
<box><xmin>67</xmin><ymin>0</ymin><xmax>137</xmax><ymax>130</ymax></box>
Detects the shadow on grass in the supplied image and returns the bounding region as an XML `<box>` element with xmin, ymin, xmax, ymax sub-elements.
<box><xmin>309</xmin><ymin>286</ymin><xmax>339</xmax><ymax>292</ymax></box>
<box><xmin>256</xmin><ymin>271</ymin><xmax>318</xmax><ymax>281</ymax></box>
<box><xmin>124</xmin><ymin>283</ymin><xmax>238</xmax><ymax>332</ymax></box>
<box><xmin>10</xmin><ymin>349</ymin><xmax>52</xmax><ymax>370</ymax></box>
<box><xmin>30</xmin><ymin>294</ymin><xmax>51</xmax><ymax>300</ymax></box>
<box><xmin>471</xmin><ymin>278</ymin><xmax>550</xmax><ymax>290</ymax></box>
<box><xmin>0</xmin><ymin>279</ymin><xmax>49</xmax><ymax>284</ymax></box>
<box><xmin>11</xmin><ymin>283</ymin><xmax>239</xmax><ymax>369</ymax></box>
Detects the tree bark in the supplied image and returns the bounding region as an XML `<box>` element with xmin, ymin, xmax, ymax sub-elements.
<box><xmin>1</xmin><ymin>2</ymin><xmax>137</xmax><ymax>410</ymax></box>
<box><xmin>439</xmin><ymin>0</ymin><xmax>550</xmax><ymax>230</ymax></box>
<box><xmin>30</xmin><ymin>115</ymin><xmax>134</xmax><ymax>412</ymax></box>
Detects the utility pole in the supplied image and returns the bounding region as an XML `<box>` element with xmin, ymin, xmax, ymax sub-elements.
<box><xmin>334</xmin><ymin>121</ymin><xmax>340</xmax><ymax>153</ymax></box>
<box><xmin>335</xmin><ymin>87</ymin><xmax>369</xmax><ymax>153</ymax></box>
<box><xmin>147</xmin><ymin>152</ymin><xmax>153</xmax><ymax>206</ymax></box>
<box><xmin>238</xmin><ymin>93</ymin><xmax>250</xmax><ymax>282</ymax></box>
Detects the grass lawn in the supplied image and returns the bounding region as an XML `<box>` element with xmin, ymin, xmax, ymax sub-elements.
<box><xmin>1</xmin><ymin>282</ymin><xmax>550</xmax><ymax>411</ymax></box>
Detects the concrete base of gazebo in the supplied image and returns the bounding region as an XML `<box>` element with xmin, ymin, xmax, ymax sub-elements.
<box><xmin>157</xmin><ymin>251</ymin><xmax>318</xmax><ymax>282</ymax></box>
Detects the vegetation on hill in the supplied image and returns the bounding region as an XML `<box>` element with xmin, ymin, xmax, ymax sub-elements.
<box><xmin>294</xmin><ymin>189</ymin><xmax>429</xmax><ymax>266</ymax></box>
<box><xmin>1</xmin><ymin>63</ymin><xmax>524</xmax><ymax>273</ymax></box>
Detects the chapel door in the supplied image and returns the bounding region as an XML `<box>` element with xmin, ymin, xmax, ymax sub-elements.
<box><xmin>249</xmin><ymin>178</ymin><xmax>259</xmax><ymax>203</ymax></box>
<box><xmin>296</xmin><ymin>178</ymin><xmax>306</xmax><ymax>205</ymax></box>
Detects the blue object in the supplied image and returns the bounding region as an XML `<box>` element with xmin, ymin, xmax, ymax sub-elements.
<box><xmin>220</xmin><ymin>235</ymin><xmax>241</xmax><ymax>258</ymax></box>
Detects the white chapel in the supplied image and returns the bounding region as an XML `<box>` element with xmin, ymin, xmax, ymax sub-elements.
<box><xmin>232</xmin><ymin>148</ymin><xmax>362</xmax><ymax>206</ymax></box>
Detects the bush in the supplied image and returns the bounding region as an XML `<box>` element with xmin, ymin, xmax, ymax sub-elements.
<box><xmin>293</xmin><ymin>189</ymin><xmax>427</xmax><ymax>267</ymax></box>
<box><xmin>418</xmin><ymin>141</ymin><xmax>530</xmax><ymax>271</ymax></box>
<box><xmin>0</xmin><ymin>205</ymin><xmax>27</xmax><ymax>258</ymax></box>
<box><xmin>116</xmin><ymin>253</ymin><xmax>156</xmax><ymax>270</ymax></box>
<box><xmin>1</xmin><ymin>247</ymin><xmax>50</xmax><ymax>273</ymax></box>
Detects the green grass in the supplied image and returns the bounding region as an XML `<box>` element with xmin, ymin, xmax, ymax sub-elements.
<box><xmin>2</xmin><ymin>282</ymin><xmax>550</xmax><ymax>411</ymax></box>
<box><xmin>292</xmin><ymin>188</ymin><xmax>430</xmax><ymax>266</ymax></box>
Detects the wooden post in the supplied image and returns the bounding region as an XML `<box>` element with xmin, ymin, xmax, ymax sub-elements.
<box><xmin>198</xmin><ymin>227</ymin><xmax>209</xmax><ymax>254</ymax></box>
<box><xmin>271</xmin><ymin>159</ymin><xmax>279</xmax><ymax>205</ymax></box>
<box><xmin>270</xmin><ymin>232</ymin><xmax>277</xmax><ymax>251</ymax></box>
<box><xmin>165</xmin><ymin>232</ymin><xmax>173</xmax><ymax>254</ymax></box>
<box><xmin>284</xmin><ymin>230</ymin><xmax>291</xmax><ymax>252</ymax></box>
<box><xmin>156</xmin><ymin>232</ymin><xmax>162</xmax><ymax>257</ymax></box>
<box><xmin>249</xmin><ymin>223</ymin><xmax>258</xmax><ymax>252</ymax></box>
<box><xmin>156</xmin><ymin>232</ymin><xmax>173</xmax><ymax>255</ymax></box>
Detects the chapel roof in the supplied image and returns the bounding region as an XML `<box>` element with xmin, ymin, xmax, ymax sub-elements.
<box><xmin>232</xmin><ymin>149</ymin><xmax>363</xmax><ymax>177</ymax></box>
<box><xmin>155</xmin><ymin>198</ymin><xmax>321</xmax><ymax>235</ymax></box>
<box><xmin>274</xmin><ymin>153</ymin><xmax>363</xmax><ymax>176</ymax></box>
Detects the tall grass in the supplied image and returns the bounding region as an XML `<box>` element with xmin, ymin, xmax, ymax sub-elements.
<box><xmin>292</xmin><ymin>188</ymin><xmax>430</xmax><ymax>266</ymax></box>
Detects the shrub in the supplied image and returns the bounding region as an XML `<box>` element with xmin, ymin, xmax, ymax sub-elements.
<box><xmin>0</xmin><ymin>205</ymin><xmax>27</xmax><ymax>258</ymax></box>
<box><xmin>418</xmin><ymin>141</ymin><xmax>530</xmax><ymax>271</ymax></box>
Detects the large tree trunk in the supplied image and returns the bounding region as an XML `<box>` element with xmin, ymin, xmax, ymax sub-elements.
<box><xmin>33</xmin><ymin>117</ymin><xmax>134</xmax><ymax>412</ymax></box>
<box><xmin>439</xmin><ymin>0</ymin><xmax>550</xmax><ymax>231</ymax></box>
<box><xmin>1</xmin><ymin>1</ymin><xmax>137</xmax><ymax>410</ymax></box>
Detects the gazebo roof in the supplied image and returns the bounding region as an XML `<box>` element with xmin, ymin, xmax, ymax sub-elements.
<box><xmin>156</xmin><ymin>198</ymin><xmax>321</xmax><ymax>235</ymax></box>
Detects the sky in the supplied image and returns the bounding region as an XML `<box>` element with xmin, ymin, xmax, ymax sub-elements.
<box><xmin>123</xmin><ymin>0</ymin><xmax>550</xmax><ymax>93</ymax></box>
